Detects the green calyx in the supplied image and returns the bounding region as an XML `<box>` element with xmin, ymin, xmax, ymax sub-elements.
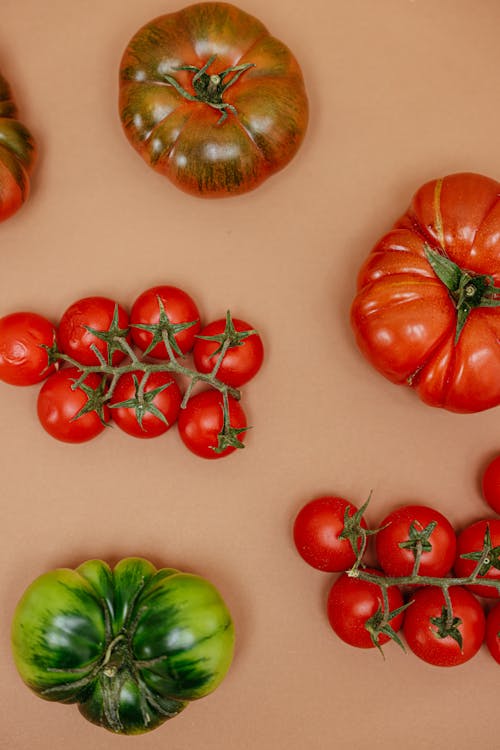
<box><xmin>424</xmin><ymin>245</ymin><xmax>500</xmax><ymax>343</ymax></box>
<box><xmin>430</xmin><ymin>605</ymin><xmax>463</xmax><ymax>651</ymax></box>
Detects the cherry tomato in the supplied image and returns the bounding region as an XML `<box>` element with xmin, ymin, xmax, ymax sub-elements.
<box><xmin>293</xmin><ymin>496</ymin><xmax>368</xmax><ymax>572</ymax></box>
<box><xmin>375</xmin><ymin>504</ymin><xmax>456</xmax><ymax>578</ymax></box>
<box><xmin>454</xmin><ymin>519</ymin><xmax>500</xmax><ymax>598</ymax></box>
<box><xmin>37</xmin><ymin>368</ymin><xmax>109</xmax><ymax>443</ymax></box>
<box><xmin>109</xmin><ymin>370</ymin><xmax>182</xmax><ymax>438</ymax></box>
<box><xmin>177</xmin><ymin>389</ymin><xmax>246</xmax><ymax>459</ymax></box>
<box><xmin>482</xmin><ymin>455</ymin><xmax>500</xmax><ymax>514</ymax></box>
<box><xmin>130</xmin><ymin>286</ymin><xmax>201</xmax><ymax>359</ymax></box>
<box><xmin>0</xmin><ymin>312</ymin><xmax>56</xmax><ymax>385</ymax></box>
<box><xmin>485</xmin><ymin>601</ymin><xmax>500</xmax><ymax>664</ymax></box>
<box><xmin>403</xmin><ymin>586</ymin><xmax>485</xmax><ymax>666</ymax></box>
<box><xmin>327</xmin><ymin>569</ymin><xmax>405</xmax><ymax>649</ymax></box>
<box><xmin>58</xmin><ymin>296</ymin><xmax>131</xmax><ymax>366</ymax></box>
<box><xmin>193</xmin><ymin>316</ymin><xmax>264</xmax><ymax>387</ymax></box>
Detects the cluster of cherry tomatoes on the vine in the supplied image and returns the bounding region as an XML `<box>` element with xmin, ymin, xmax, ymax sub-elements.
<box><xmin>0</xmin><ymin>285</ymin><xmax>264</xmax><ymax>459</ymax></box>
<box><xmin>293</xmin><ymin>455</ymin><xmax>500</xmax><ymax>667</ymax></box>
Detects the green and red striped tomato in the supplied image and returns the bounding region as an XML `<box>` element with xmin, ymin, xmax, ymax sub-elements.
<box><xmin>11</xmin><ymin>557</ymin><xmax>235</xmax><ymax>735</ymax></box>
<box><xmin>118</xmin><ymin>2</ymin><xmax>309</xmax><ymax>197</ymax></box>
<box><xmin>0</xmin><ymin>73</ymin><xmax>36</xmax><ymax>221</ymax></box>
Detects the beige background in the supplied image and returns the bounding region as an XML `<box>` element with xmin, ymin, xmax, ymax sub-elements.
<box><xmin>1</xmin><ymin>0</ymin><xmax>500</xmax><ymax>747</ymax></box>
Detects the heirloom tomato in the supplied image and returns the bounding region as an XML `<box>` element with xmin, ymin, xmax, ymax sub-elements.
<box><xmin>0</xmin><ymin>312</ymin><xmax>56</xmax><ymax>385</ymax></box>
<box><xmin>403</xmin><ymin>586</ymin><xmax>485</xmax><ymax>667</ymax></box>
<box><xmin>130</xmin><ymin>285</ymin><xmax>201</xmax><ymax>358</ymax></box>
<box><xmin>482</xmin><ymin>454</ymin><xmax>500</xmax><ymax>514</ymax></box>
<box><xmin>37</xmin><ymin>368</ymin><xmax>109</xmax><ymax>443</ymax></box>
<box><xmin>118</xmin><ymin>2</ymin><xmax>309</xmax><ymax>197</ymax></box>
<box><xmin>11</xmin><ymin>557</ymin><xmax>235</xmax><ymax>735</ymax></box>
<box><xmin>454</xmin><ymin>519</ymin><xmax>500</xmax><ymax>598</ymax></box>
<box><xmin>351</xmin><ymin>173</ymin><xmax>500</xmax><ymax>413</ymax></box>
<box><xmin>110</xmin><ymin>370</ymin><xmax>182</xmax><ymax>438</ymax></box>
<box><xmin>58</xmin><ymin>296</ymin><xmax>131</xmax><ymax>366</ymax></box>
<box><xmin>375</xmin><ymin>504</ymin><xmax>456</xmax><ymax>578</ymax></box>
<box><xmin>293</xmin><ymin>496</ymin><xmax>368</xmax><ymax>572</ymax></box>
<box><xmin>178</xmin><ymin>389</ymin><xmax>246</xmax><ymax>458</ymax></box>
<box><xmin>193</xmin><ymin>315</ymin><xmax>264</xmax><ymax>387</ymax></box>
<box><xmin>0</xmin><ymin>72</ymin><xmax>36</xmax><ymax>221</ymax></box>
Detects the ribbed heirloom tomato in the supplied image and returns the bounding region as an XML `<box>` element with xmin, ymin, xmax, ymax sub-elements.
<box><xmin>119</xmin><ymin>2</ymin><xmax>308</xmax><ymax>197</ymax></box>
<box><xmin>351</xmin><ymin>173</ymin><xmax>500</xmax><ymax>413</ymax></box>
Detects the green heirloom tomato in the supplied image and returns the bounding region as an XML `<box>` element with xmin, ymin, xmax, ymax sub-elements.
<box><xmin>11</xmin><ymin>557</ymin><xmax>234</xmax><ymax>735</ymax></box>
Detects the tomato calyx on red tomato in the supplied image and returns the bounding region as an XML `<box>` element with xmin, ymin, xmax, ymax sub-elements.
<box><xmin>425</xmin><ymin>245</ymin><xmax>500</xmax><ymax>343</ymax></box>
<box><xmin>131</xmin><ymin>295</ymin><xmax>200</xmax><ymax>358</ymax></box>
<box><xmin>428</xmin><ymin>599</ymin><xmax>464</xmax><ymax>650</ymax></box>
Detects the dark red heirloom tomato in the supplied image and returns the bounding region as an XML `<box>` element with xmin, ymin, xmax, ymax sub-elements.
<box><xmin>485</xmin><ymin>601</ymin><xmax>500</xmax><ymax>664</ymax></box>
<box><xmin>351</xmin><ymin>173</ymin><xmax>500</xmax><ymax>413</ymax></box>
<box><xmin>327</xmin><ymin>569</ymin><xmax>405</xmax><ymax>649</ymax></box>
<box><xmin>118</xmin><ymin>2</ymin><xmax>308</xmax><ymax>197</ymax></box>
<box><xmin>293</xmin><ymin>496</ymin><xmax>368</xmax><ymax>572</ymax></box>
<box><xmin>454</xmin><ymin>519</ymin><xmax>500</xmax><ymax>598</ymax></box>
<box><xmin>193</xmin><ymin>316</ymin><xmax>264</xmax><ymax>387</ymax></box>
<box><xmin>375</xmin><ymin>505</ymin><xmax>456</xmax><ymax>578</ymax></box>
<box><xmin>58</xmin><ymin>296</ymin><xmax>131</xmax><ymax>366</ymax></box>
<box><xmin>0</xmin><ymin>72</ymin><xmax>36</xmax><ymax>222</ymax></box>
<box><xmin>110</xmin><ymin>371</ymin><xmax>182</xmax><ymax>438</ymax></box>
<box><xmin>178</xmin><ymin>389</ymin><xmax>246</xmax><ymax>458</ymax></box>
<box><xmin>130</xmin><ymin>285</ymin><xmax>201</xmax><ymax>359</ymax></box>
<box><xmin>403</xmin><ymin>586</ymin><xmax>485</xmax><ymax>667</ymax></box>
<box><xmin>482</xmin><ymin>455</ymin><xmax>500</xmax><ymax>514</ymax></box>
<box><xmin>37</xmin><ymin>368</ymin><xmax>109</xmax><ymax>443</ymax></box>
<box><xmin>0</xmin><ymin>312</ymin><xmax>56</xmax><ymax>385</ymax></box>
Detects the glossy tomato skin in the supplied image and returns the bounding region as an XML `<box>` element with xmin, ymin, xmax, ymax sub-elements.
<box><xmin>130</xmin><ymin>285</ymin><xmax>201</xmax><ymax>359</ymax></box>
<box><xmin>351</xmin><ymin>173</ymin><xmax>500</xmax><ymax>413</ymax></box>
<box><xmin>58</xmin><ymin>296</ymin><xmax>131</xmax><ymax>366</ymax></box>
<box><xmin>375</xmin><ymin>505</ymin><xmax>456</xmax><ymax>578</ymax></box>
<box><xmin>110</xmin><ymin>370</ymin><xmax>182</xmax><ymax>438</ymax></box>
<box><xmin>178</xmin><ymin>389</ymin><xmax>246</xmax><ymax>459</ymax></box>
<box><xmin>482</xmin><ymin>455</ymin><xmax>500</xmax><ymax>514</ymax></box>
<box><xmin>485</xmin><ymin>601</ymin><xmax>500</xmax><ymax>664</ymax></box>
<box><xmin>293</xmin><ymin>496</ymin><xmax>368</xmax><ymax>572</ymax></box>
<box><xmin>403</xmin><ymin>586</ymin><xmax>485</xmax><ymax>666</ymax></box>
<box><xmin>0</xmin><ymin>312</ymin><xmax>56</xmax><ymax>385</ymax></box>
<box><xmin>454</xmin><ymin>520</ymin><xmax>500</xmax><ymax>598</ymax></box>
<box><xmin>327</xmin><ymin>569</ymin><xmax>404</xmax><ymax>649</ymax></box>
<box><xmin>0</xmin><ymin>73</ymin><xmax>36</xmax><ymax>221</ymax></box>
<box><xmin>193</xmin><ymin>318</ymin><xmax>264</xmax><ymax>387</ymax></box>
<box><xmin>119</xmin><ymin>2</ymin><xmax>308</xmax><ymax>198</ymax></box>
<box><xmin>11</xmin><ymin>557</ymin><xmax>234</xmax><ymax>735</ymax></box>
<box><xmin>37</xmin><ymin>368</ymin><xmax>109</xmax><ymax>443</ymax></box>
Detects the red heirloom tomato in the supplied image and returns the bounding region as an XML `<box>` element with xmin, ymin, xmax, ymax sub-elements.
<box><xmin>58</xmin><ymin>296</ymin><xmax>131</xmax><ymax>366</ymax></box>
<box><xmin>375</xmin><ymin>504</ymin><xmax>456</xmax><ymax>578</ymax></box>
<box><xmin>403</xmin><ymin>586</ymin><xmax>485</xmax><ymax>667</ymax></box>
<box><xmin>482</xmin><ymin>455</ymin><xmax>500</xmax><ymax>514</ymax></box>
<box><xmin>193</xmin><ymin>316</ymin><xmax>264</xmax><ymax>387</ymax></box>
<box><xmin>454</xmin><ymin>519</ymin><xmax>500</xmax><ymax>598</ymax></box>
<box><xmin>293</xmin><ymin>496</ymin><xmax>368</xmax><ymax>572</ymax></box>
<box><xmin>0</xmin><ymin>72</ymin><xmax>36</xmax><ymax>221</ymax></box>
<box><xmin>110</xmin><ymin>371</ymin><xmax>182</xmax><ymax>438</ymax></box>
<box><xmin>178</xmin><ymin>389</ymin><xmax>246</xmax><ymax>458</ymax></box>
<box><xmin>485</xmin><ymin>601</ymin><xmax>500</xmax><ymax>664</ymax></box>
<box><xmin>0</xmin><ymin>312</ymin><xmax>56</xmax><ymax>385</ymax></box>
<box><xmin>118</xmin><ymin>2</ymin><xmax>308</xmax><ymax>197</ymax></box>
<box><xmin>351</xmin><ymin>173</ymin><xmax>500</xmax><ymax>413</ymax></box>
<box><xmin>37</xmin><ymin>368</ymin><xmax>109</xmax><ymax>443</ymax></box>
<box><xmin>130</xmin><ymin>285</ymin><xmax>201</xmax><ymax>359</ymax></box>
<box><xmin>327</xmin><ymin>569</ymin><xmax>405</xmax><ymax>649</ymax></box>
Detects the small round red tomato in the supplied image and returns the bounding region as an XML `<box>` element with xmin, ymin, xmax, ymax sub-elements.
<box><xmin>130</xmin><ymin>286</ymin><xmax>201</xmax><ymax>359</ymax></box>
<box><xmin>193</xmin><ymin>316</ymin><xmax>264</xmax><ymax>387</ymax></box>
<box><xmin>37</xmin><ymin>367</ymin><xmax>109</xmax><ymax>443</ymax></box>
<box><xmin>485</xmin><ymin>601</ymin><xmax>500</xmax><ymax>664</ymax></box>
<box><xmin>293</xmin><ymin>496</ymin><xmax>368</xmax><ymax>572</ymax></box>
<box><xmin>109</xmin><ymin>370</ymin><xmax>182</xmax><ymax>438</ymax></box>
<box><xmin>58</xmin><ymin>296</ymin><xmax>130</xmax><ymax>366</ymax></box>
<box><xmin>327</xmin><ymin>569</ymin><xmax>405</xmax><ymax>649</ymax></box>
<box><xmin>403</xmin><ymin>586</ymin><xmax>485</xmax><ymax>667</ymax></box>
<box><xmin>454</xmin><ymin>519</ymin><xmax>500</xmax><ymax>598</ymax></box>
<box><xmin>178</xmin><ymin>389</ymin><xmax>246</xmax><ymax>459</ymax></box>
<box><xmin>482</xmin><ymin>455</ymin><xmax>500</xmax><ymax>514</ymax></box>
<box><xmin>0</xmin><ymin>312</ymin><xmax>56</xmax><ymax>385</ymax></box>
<box><xmin>375</xmin><ymin>504</ymin><xmax>456</xmax><ymax>578</ymax></box>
